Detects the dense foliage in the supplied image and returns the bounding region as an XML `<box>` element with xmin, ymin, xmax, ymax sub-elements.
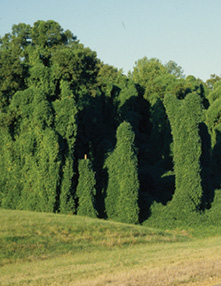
<box><xmin>105</xmin><ymin>121</ymin><xmax>139</xmax><ymax>224</ymax></box>
<box><xmin>164</xmin><ymin>93</ymin><xmax>204</xmax><ymax>216</ymax></box>
<box><xmin>0</xmin><ymin>21</ymin><xmax>220</xmax><ymax>225</ymax></box>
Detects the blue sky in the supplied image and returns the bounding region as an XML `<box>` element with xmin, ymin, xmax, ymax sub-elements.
<box><xmin>1</xmin><ymin>0</ymin><xmax>221</xmax><ymax>81</ymax></box>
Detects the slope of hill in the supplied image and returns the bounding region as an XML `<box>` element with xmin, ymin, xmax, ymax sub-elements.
<box><xmin>0</xmin><ymin>209</ymin><xmax>221</xmax><ymax>286</ymax></box>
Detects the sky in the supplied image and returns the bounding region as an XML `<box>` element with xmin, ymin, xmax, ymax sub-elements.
<box><xmin>0</xmin><ymin>0</ymin><xmax>221</xmax><ymax>81</ymax></box>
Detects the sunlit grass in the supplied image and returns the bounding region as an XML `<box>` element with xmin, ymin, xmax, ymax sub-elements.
<box><xmin>0</xmin><ymin>208</ymin><xmax>186</xmax><ymax>265</ymax></box>
<box><xmin>0</xmin><ymin>209</ymin><xmax>221</xmax><ymax>286</ymax></box>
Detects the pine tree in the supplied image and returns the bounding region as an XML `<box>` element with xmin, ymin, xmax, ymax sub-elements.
<box><xmin>105</xmin><ymin>121</ymin><xmax>139</xmax><ymax>224</ymax></box>
<box><xmin>76</xmin><ymin>158</ymin><xmax>97</xmax><ymax>218</ymax></box>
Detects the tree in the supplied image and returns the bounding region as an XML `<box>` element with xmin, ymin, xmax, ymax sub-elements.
<box><xmin>207</xmin><ymin>81</ymin><xmax>221</xmax><ymax>106</ymax></box>
<box><xmin>8</xmin><ymin>87</ymin><xmax>61</xmax><ymax>212</ymax></box>
<box><xmin>31</xmin><ymin>20</ymin><xmax>75</xmax><ymax>48</ymax></box>
<box><xmin>0</xmin><ymin>113</ymin><xmax>22</xmax><ymax>209</ymax></box>
<box><xmin>165</xmin><ymin>60</ymin><xmax>184</xmax><ymax>78</ymax></box>
<box><xmin>206</xmin><ymin>83</ymin><xmax>221</xmax><ymax>188</ymax></box>
<box><xmin>51</xmin><ymin>43</ymin><xmax>99</xmax><ymax>97</ymax></box>
<box><xmin>129</xmin><ymin>57</ymin><xmax>168</xmax><ymax>101</ymax></box>
<box><xmin>53</xmin><ymin>80</ymin><xmax>78</xmax><ymax>214</ymax></box>
<box><xmin>0</xmin><ymin>36</ymin><xmax>27</xmax><ymax>110</ymax></box>
<box><xmin>1</xmin><ymin>20</ymin><xmax>220</xmax><ymax>225</ymax></box>
<box><xmin>0</xmin><ymin>20</ymin><xmax>76</xmax><ymax>110</ymax></box>
<box><xmin>0</xmin><ymin>20</ymin><xmax>99</xmax><ymax>214</ymax></box>
<box><xmin>105</xmin><ymin>121</ymin><xmax>139</xmax><ymax>224</ymax></box>
<box><xmin>76</xmin><ymin>158</ymin><xmax>97</xmax><ymax>218</ymax></box>
<box><xmin>206</xmin><ymin>74</ymin><xmax>221</xmax><ymax>90</ymax></box>
<box><xmin>164</xmin><ymin>93</ymin><xmax>204</xmax><ymax>217</ymax></box>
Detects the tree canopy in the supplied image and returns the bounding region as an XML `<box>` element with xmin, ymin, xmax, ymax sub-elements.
<box><xmin>0</xmin><ymin>20</ymin><xmax>220</xmax><ymax>226</ymax></box>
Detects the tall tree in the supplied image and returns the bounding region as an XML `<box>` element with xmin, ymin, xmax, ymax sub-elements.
<box><xmin>76</xmin><ymin>158</ymin><xmax>97</xmax><ymax>218</ymax></box>
<box><xmin>165</xmin><ymin>60</ymin><xmax>184</xmax><ymax>78</ymax></box>
<box><xmin>206</xmin><ymin>74</ymin><xmax>221</xmax><ymax>90</ymax></box>
<box><xmin>129</xmin><ymin>57</ymin><xmax>168</xmax><ymax>102</ymax></box>
<box><xmin>9</xmin><ymin>88</ymin><xmax>61</xmax><ymax>212</ymax></box>
<box><xmin>206</xmin><ymin>82</ymin><xmax>221</xmax><ymax>188</ymax></box>
<box><xmin>0</xmin><ymin>112</ymin><xmax>22</xmax><ymax>209</ymax></box>
<box><xmin>164</xmin><ymin>93</ymin><xmax>204</xmax><ymax>217</ymax></box>
<box><xmin>0</xmin><ymin>35</ymin><xmax>27</xmax><ymax>110</ymax></box>
<box><xmin>53</xmin><ymin>80</ymin><xmax>78</xmax><ymax>214</ymax></box>
<box><xmin>51</xmin><ymin>43</ymin><xmax>99</xmax><ymax>97</ymax></box>
<box><xmin>0</xmin><ymin>20</ymin><xmax>76</xmax><ymax>110</ymax></box>
<box><xmin>105</xmin><ymin>121</ymin><xmax>139</xmax><ymax>224</ymax></box>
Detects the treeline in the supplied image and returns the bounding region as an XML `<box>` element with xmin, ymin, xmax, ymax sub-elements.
<box><xmin>0</xmin><ymin>20</ymin><xmax>220</xmax><ymax>225</ymax></box>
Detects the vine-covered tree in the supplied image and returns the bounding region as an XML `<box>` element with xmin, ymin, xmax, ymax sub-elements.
<box><xmin>105</xmin><ymin>121</ymin><xmax>139</xmax><ymax>224</ymax></box>
<box><xmin>0</xmin><ymin>20</ymin><xmax>220</xmax><ymax>226</ymax></box>
<box><xmin>164</xmin><ymin>93</ymin><xmax>204</xmax><ymax>217</ymax></box>
<box><xmin>206</xmin><ymin>82</ymin><xmax>221</xmax><ymax>188</ymax></box>
<box><xmin>53</xmin><ymin>81</ymin><xmax>78</xmax><ymax>214</ymax></box>
<box><xmin>76</xmin><ymin>158</ymin><xmax>97</xmax><ymax>218</ymax></box>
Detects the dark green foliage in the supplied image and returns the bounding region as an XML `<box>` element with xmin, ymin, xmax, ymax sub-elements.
<box><xmin>53</xmin><ymin>81</ymin><xmax>78</xmax><ymax>214</ymax></box>
<box><xmin>0</xmin><ymin>128</ymin><xmax>22</xmax><ymax>209</ymax></box>
<box><xmin>105</xmin><ymin>121</ymin><xmax>139</xmax><ymax>224</ymax></box>
<box><xmin>206</xmin><ymin>83</ymin><xmax>221</xmax><ymax>188</ymax></box>
<box><xmin>0</xmin><ymin>41</ymin><xmax>27</xmax><ymax>110</ymax></box>
<box><xmin>164</xmin><ymin>93</ymin><xmax>204</xmax><ymax>217</ymax></box>
<box><xmin>51</xmin><ymin>44</ymin><xmax>99</xmax><ymax>97</ymax></box>
<box><xmin>205</xmin><ymin>189</ymin><xmax>221</xmax><ymax>225</ymax></box>
<box><xmin>31</xmin><ymin>20</ymin><xmax>75</xmax><ymax>48</ymax></box>
<box><xmin>0</xmin><ymin>21</ymin><xmax>220</xmax><ymax>226</ymax></box>
<box><xmin>76</xmin><ymin>159</ymin><xmax>97</xmax><ymax>218</ymax></box>
<box><xmin>20</xmin><ymin>128</ymin><xmax>61</xmax><ymax>212</ymax></box>
<box><xmin>2</xmin><ymin>87</ymin><xmax>61</xmax><ymax>212</ymax></box>
<box><xmin>129</xmin><ymin>57</ymin><xmax>168</xmax><ymax>101</ymax></box>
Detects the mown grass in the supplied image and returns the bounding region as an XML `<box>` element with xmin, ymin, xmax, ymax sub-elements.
<box><xmin>0</xmin><ymin>208</ymin><xmax>221</xmax><ymax>286</ymax></box>
<box><xmin>0</xmin><ymin>208</ymin><xmax>186</xmax><ymax>265</ymax></box>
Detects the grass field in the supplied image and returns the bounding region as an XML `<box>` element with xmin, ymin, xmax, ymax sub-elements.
<box><xmin>0</xmin><ymin>209</ymin><xmax>221</xmax><ymax>286</ymax></box>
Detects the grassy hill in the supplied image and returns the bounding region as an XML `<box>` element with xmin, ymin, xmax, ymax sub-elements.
<box><xmin>0</xmin><ymin>208</ymin><xmax>221</xmax><ymax>286</ymax></box>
